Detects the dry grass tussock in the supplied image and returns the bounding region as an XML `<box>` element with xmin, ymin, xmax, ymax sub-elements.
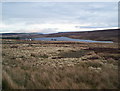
<box><xmin>2</xmin><ymin>39</ymin><xmax>119</xmax><ymax>89</ymax></box>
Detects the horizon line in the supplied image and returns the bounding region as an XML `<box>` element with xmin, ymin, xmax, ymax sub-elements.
<box><xmin>0</xmin><ymin>28</ymin><xmax>119</xmax><ymax>34</ymax></box>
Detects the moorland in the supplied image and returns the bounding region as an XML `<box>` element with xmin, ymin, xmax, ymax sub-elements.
<box><xmin>1</xmin><ymin>29</ymin><xmax>119</xmax><ymax>89</ymax></box>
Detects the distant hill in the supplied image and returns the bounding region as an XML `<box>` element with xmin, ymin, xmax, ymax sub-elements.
<box><xmin>1</xmin><ymin>33</ymin><xmax>44</xmax><ymax>39</ymax></box>
<box><xmin>1</xmin><ymin>29</ymin><xmax>119</xmax><ymax>42</ymax></box>
<box><xmin>45</xmin><ymin>29</ymin><xmax>119</xmax><ymax>42</ymax></box>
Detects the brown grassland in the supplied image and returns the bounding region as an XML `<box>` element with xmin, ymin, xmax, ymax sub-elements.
<box><xmin>2</xmin><ymin>39</ymin><xmax>119</xmax><ymax>89</ymax></box>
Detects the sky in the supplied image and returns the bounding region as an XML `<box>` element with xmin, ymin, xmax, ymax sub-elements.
<box><xmin>0</xmin><ymin>1</ymin><xmax>118</xmax><ymax>33</ymax></box>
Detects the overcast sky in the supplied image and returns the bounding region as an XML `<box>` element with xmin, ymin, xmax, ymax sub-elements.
<box><xmin>1</xmin><ymin>2</ymin><xmax>118</xmax><ymax>33</ymax></box>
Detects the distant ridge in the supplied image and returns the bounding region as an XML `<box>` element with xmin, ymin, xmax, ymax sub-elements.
<box><xmin>45</xmin><ymin>29</ymin><xmax>119</xmax><ymax>42</ymax></box>
<box><xmin>1</xmin><ymin>33</ymin><xmax>43</xmax><ymax>35</ymax></box>
<box><xmin>1</xmin><ymin>28</ymin><xmax>119</xmax><ymax>42</ymax></box>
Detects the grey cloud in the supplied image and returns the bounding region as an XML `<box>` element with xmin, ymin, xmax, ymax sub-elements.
<box><xmin>2</xmin><ymin>2</ymin><xmax>118</xmax><ymax>33</ymax></box>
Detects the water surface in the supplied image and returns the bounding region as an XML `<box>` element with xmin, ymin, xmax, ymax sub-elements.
<box><xmin>32</xmin><ymin>37</ymin><xmax>113</xmax><ymax>43</ymax></box>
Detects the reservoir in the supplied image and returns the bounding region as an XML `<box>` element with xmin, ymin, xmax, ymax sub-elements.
<box><xmin>31</xmin><ymin>37</ymin><xmax>113</xmax><ymax>43</ymax></box>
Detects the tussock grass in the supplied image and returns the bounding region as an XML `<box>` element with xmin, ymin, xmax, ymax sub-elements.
<box><xmin>2</xmin><ymin>71</ymin><xmax>23</xmax><ymax>90</ymax></box>
<box><xmin>2</xmin><ymin>39</ymin><xmax>119</xmax><ymax>89</ymax></box>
